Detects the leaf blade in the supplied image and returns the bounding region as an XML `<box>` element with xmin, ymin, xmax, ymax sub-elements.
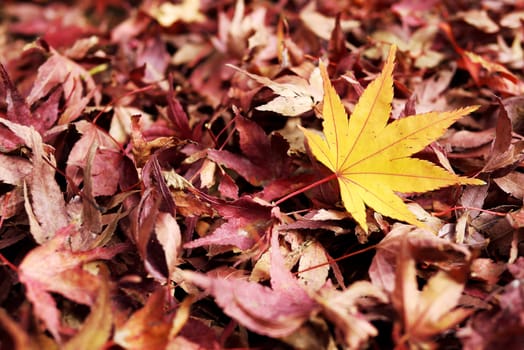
<box><xmin>339</xmin><ymin>176</ymin><xmax>420</xmax><ymax>229</ymax></box>
<box><xmin>318</xmin><ymin>60</ymin><xmax>351</xmax><ymax>170</ymax></box>
<box><xmin>347</xmin><ymin>157</ymin><xmax>483</xmax><ymax>193</ymax></box>
<box><xmin>300</xmin><ymin>127</ymin><xmax>337</xmax><ymax>172</ymax></box>
<box><xmin>377</xmin><ymin>107</ymin><xmax>480</xmax><ymax>160</ymax></box>
<box><xmin>343</xmin><ymin>45</ymin><xmax>396</xmax><ymax>167</ymax></box>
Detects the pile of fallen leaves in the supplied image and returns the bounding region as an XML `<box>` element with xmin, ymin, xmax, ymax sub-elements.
<box><xmin>1</xmin><ymin>0</ymin><xmax>523</xmax><ymax>349</ymax></box>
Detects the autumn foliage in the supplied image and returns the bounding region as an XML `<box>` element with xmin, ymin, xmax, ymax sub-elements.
<box><xmin>0</xmin><ymin>1</ymin><xmax>523</xmax><ymax>349</ymax></box>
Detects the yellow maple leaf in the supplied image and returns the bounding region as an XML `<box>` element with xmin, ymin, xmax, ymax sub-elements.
<box><xmin>301</xmin><ymin>45</ymin><xmax>484</xmax><ymax>232</ymax></box>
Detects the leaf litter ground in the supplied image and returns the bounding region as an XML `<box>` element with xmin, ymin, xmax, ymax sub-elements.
<box><xmin>0</xmin><ymin>1</ymin><xmax>523</xmax><ymax>349</ymax></box>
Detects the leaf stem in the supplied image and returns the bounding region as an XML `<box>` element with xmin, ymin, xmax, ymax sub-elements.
<box><xmin>293</xmin><ymin>244</ymin><xmax>378</xmax><ymax>275</ymax></box>
<box><xmin>0</xmin><ymin>253</ymin><xmax>18</xmax><ymax>272</ymax></box>
<box><xmin>274</xmin><ymin>173</ymin><xmax>338</xmax><ymax>206</ymax></box>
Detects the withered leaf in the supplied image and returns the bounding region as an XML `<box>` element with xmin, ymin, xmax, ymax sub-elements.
<box><xmin>182</xmin><ymin>231</ymin><xmax>317</xmax><ymax>337</ymax></box>
<box><xmin>19</xmin><ymin>226</ymin><xmax>127</xmax><ymax>341</ymax></box>
<box><xmin>0</xmin><ymin>117</ymin><xmax>68</xmax><ymax>242</ymax></box>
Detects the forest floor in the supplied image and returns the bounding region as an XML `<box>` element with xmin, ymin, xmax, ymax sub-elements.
<box><xmin>0</xmin><ymin>1</ymin><xmax>523</xmax><ymax>349</ymax></box>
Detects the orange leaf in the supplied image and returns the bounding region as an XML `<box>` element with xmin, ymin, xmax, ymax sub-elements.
<box><xmin>392</xmin><ymin>229</ymin><xmax>471</xmax><ymax>347</ymax></box>
<box><xmin>63</xmin><ymin>266</ymin><xmax>112</xmax><ymax>350</ymax></box>
<box><xmin>301</xmin><ymin>45</ymin><xmax>484</xmax><ymax>231</ymax></box>
<box><xmin>114</xmin><ymin>289</ymin><xmax>174</xmax><ymax>350</ymax></box>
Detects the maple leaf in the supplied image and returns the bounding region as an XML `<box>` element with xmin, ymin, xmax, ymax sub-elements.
<box><xmin>227</xmin><ymin>64</ymin><xmax>323</xmax><ymax>116</ymax></box>
<box><xmin>301</xmin><ymin>45</ymin><xmax>484</xmax><ymax>231</ymax></box>
<box><xmin>183</xmin><ymin>196</ymin><xmax>272</xmax><ymax>250</ymax></box>
<box><xmin>114</xmin><ymin>289</ymin><xmax>175</xmax><ymax>350</ymax></box>
<box><xmin>18</xmin><ymin>226</ymin><xmax>127</xmax><ymax>341</ymax></box>
<box><xmin>182</xmin><ymin>230</ymin><xmax>317</xmax><ymax>337</ymax></box>
<box><xmin>207</xmin><ymin>115</ymin><xmax>293</xmax><ymax>188</ymax></box>
<box><xmin>316</xmin><ymin>281</ymin><xmax>388</xmax><ymax>349</ymax></box>
<box><xmin>26</xmin><ymin>46</ymin><xmax>100</xmax><ymax>124</ymax></box>
<box><xmin>62</xmin><ymin>265</ymin><xmax>112</xmax><ymax>350</ymax></box>
<box><xmin>369</xmin><ymin>224</ymin><xmax>471</xmax><ymax>293</ymax></box>
<box><xmin>392</xmin><ymin>229</ymin><xmax>472</xmax><ymax>348</ymax></box>
<box><xmin>0</xmin><ymin>117</ymin><xmax>68</xmax><ymax>243</ymax></box>
<box><xmin>459</xmin><ymin>257</ymin><xmax>524</xmax><ymax>349</ymax></box>
<box><xmin>66</xmin><ymin>121</ymin><xmax>123</xmax><ymax>197</ymax></box>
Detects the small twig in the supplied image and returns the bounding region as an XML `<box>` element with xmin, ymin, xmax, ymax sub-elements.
<box><xmin>293</xmin><ymin>244</ymin><xmax>378</xmax><ymax>275</ymax></box>
<box><xmin>433</xmin><ymin>206</ymin><xmax>507</xmax><ymax>217</ymax></box>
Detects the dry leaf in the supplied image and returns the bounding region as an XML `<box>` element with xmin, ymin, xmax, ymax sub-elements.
<box><xmin>154</xmin><ymin>212</ymin><xmax>182</xmax><ymax>280</ymax></box>
<box><xmin>114</xmin><ymin>289</ymin><xmax>175</xmax><ymax>350</ymax></box>
<box><xmin>0</xmin><ymin>117</ymin><xmax>68</xmax><ymax>242</ymax></box>
<box><xmin>148</xmin><ymin>0</ymin><xmax>205</xmax><ymax>27</ymax></box>
<box><xmin>26</xmin><ymin>48</ymin><xmax>100</xmax><ymax>124</ymax></box>
<box><xmin>227</xmin><ymin>64</ymin><xmax>323</xmax><ymax>116</ymax></box>
<box><xmin>19</xmin><ymin>226</ymin><xmax>126</xmax><ymax>341</ymax></box>
<box><xmin>63</xmin><ymin>266</ymin><xmax>112</xmax><ymax>350</ymax></box>
<box><xmin>316</xmin><ymin>281</ymin><xmax>388</xmax><ymax>348</ymax></box>
<box><xmin>182</xmin><ymin>231</ymin><xmax>317</xmax><ymax>337</ymax></box>
<box><xmin>392</xmin><ymin>231</ymin><xmax>471</xmax><ymax>348</ymax></box>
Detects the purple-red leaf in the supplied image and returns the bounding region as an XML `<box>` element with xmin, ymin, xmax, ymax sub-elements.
<box><xmin>26</xmin><ymin>48</ymin><xmax>100</xmax><ymax>124</ymax></box>
<box><xmin>67</xmin><ymin>121</ymin><xmax>122</xmax><ymax>197</ymax></box>
<box><xmin>184</xmin><ymin>196</ymin><xmax>272</xmax><ymax>250</ymax></box>
<box><xmin>19</xmin><ymin>226</ymin><xmax>127</xmax><ymax>341</ymax></box>
<box><xmin>183</xmin><ymin>230</ymin><xmax>317</xmax><ymax>337</ymax></box>
<box><xmin>0</xmin><ymin>117</ymin><xmax>68</xmax><ymax>242</ymax></box>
